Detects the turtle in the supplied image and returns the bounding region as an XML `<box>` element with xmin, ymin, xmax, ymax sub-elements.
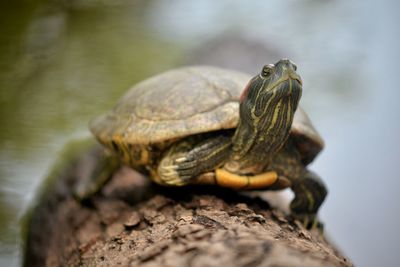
<box><xmin>81</xmin><ymin>59</ymin><xmax>327</xmax><ymax>227</ymax></box>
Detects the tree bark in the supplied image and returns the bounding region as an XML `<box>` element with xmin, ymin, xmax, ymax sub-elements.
<box><xmin>23</xmin><ymin>144</ymin><xmax>352</xmax><ymax>267</ymax></box>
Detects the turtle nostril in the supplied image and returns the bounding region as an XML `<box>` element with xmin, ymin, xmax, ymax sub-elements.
<box><xmin>281</xmin><ymin>59</ymin><xmax>297</xmax><ymax>71</ymax></box>
<box><xmin>280</xmin><ymin>58</ymin><xmax>290</xmax><ymax>64</ymax></box>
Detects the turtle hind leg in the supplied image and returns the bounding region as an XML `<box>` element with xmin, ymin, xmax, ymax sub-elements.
<box><xmin>156</xmin><ymin>133</ymin><xmax>232</xmax><ymax>186</ymax></box>
<box><xmin>290</xmin><ymin>170</ymin><xmax>328</xmax><ymax>230</ymax></box>
<box><xmin>73</xmin><ymin>149</ymin><xmax>121</xmax><ymax>201</ymax></box>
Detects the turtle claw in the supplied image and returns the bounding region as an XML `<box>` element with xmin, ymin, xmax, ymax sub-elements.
<box><xmin>162</xmin><ymin>165</ymin><xmax>178</xmax><ymax>170</ymax></box>
<box><xmin>174</xmin><ymin>157</ymin><xmax>187</xmax><ymax>163</ymax></box>
<box><xmin>162</xmin><ymin>168</ymin><xmax>179</xmax><ymax>177</ymax></box>
<box><xmin>292</xmin><ymin>213</ymin><xmax>324</xmax><ymax>233</ymax></box>
<box><xmin>157</xmin><ymin>159</ymin><xmax>193</xmax><ymax>186</ymax></box>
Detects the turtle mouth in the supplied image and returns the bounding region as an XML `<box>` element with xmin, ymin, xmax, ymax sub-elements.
<box><xmin>289</xmin><ymin>71</ymin><xmax>302</xmax><ymax>86</ymax></box>
<box><xmin>282</xmin><ymin>69</ymin><xmax>302</xmax><ymax>89</ymax></box>
<box><xmin>265</xmin><ymin>69</ymin><xmax>302</xmax><ymax>95</ymax></box>
<box><xmin>267</xmin><ymin>73</ymin><xmax>302</xmax><ymax>100</ymax></box>
<box><xmin>288</xmin><ymin>76</ymin><xmax>302</xmax><ymax>97</ymax></box>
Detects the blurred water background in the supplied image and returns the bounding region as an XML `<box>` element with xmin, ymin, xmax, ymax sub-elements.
<box><xmin>1</xmin><ymin>0</ymin><xmax>399</xmax><ymax>266</ymax></box>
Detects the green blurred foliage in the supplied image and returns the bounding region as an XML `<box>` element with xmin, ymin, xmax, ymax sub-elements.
<box><xmin>0</xmin><ymin>0</ymin><xmax>183</xmax><ymax>257</ymax></box>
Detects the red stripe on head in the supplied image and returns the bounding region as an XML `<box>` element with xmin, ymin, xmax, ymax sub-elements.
<box><xmin>240</xmin><ymin>80</ymin><xmax>252</xmax><ymax>103</ymax></box>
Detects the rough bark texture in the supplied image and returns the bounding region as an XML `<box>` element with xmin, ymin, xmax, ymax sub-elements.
<box><xmin>23</xmin><ymin>144</ymin><xmax>352</xmax><ymax>267</ymax></box>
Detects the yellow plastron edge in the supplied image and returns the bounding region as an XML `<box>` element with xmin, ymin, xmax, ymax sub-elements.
<box><xmin>215</xmin><ymin>168</ymin><xmax>278</xmax><ymax>189</ymax></box>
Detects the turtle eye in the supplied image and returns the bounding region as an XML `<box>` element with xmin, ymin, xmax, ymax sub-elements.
<box><xmin>261</xmin><ymin>64</ymin><xmax>274</xmax><ymax>77</ymax></box>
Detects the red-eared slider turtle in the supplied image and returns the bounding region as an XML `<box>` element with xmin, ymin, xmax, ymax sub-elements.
<box><xmin>84</xmin><ymin>59</ymin><xmax>327</xmax><ymax>227</ymax></box>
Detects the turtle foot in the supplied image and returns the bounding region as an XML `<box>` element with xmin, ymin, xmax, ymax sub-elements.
<box><xmin>291</xmin><ymin>213</ymin><xmax>324</xmax><ymax>233</ymax></box>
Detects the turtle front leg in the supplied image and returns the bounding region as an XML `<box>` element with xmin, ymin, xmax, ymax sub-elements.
<box><xmin>290</xmin><ymin>170</ymin><xmax>328</xmax><ymax>229</ymax></box>
<box><xmin>156</xmin><ymin>132</ymin><xmax>280</xmax><ymax>189</ymax></box>
<box><xmin>155</xmin><ymin>134</ymin><xmax>232</xmax><ymax>186</ymax></box>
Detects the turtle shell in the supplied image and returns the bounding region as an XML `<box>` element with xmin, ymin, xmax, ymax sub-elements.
<box><xmin>291</xmin><ymin>107</ymin><xmax>324</xmax><ymax>164</ymax></box>
<box><xmin>90</xmin><ymin>66</ymin><xmax>323</xmax><ymax>165</ymax></box>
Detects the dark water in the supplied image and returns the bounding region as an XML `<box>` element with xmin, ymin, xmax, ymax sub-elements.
<box><xmin>1</xmin><ymin>0</ymin><xmax>399</xmax><ymax>266</ymax></box>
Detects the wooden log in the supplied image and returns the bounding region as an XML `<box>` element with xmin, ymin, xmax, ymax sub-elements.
<box><xmin>23</xmin><ymin>143</ymin><xmax>352</xmax><ymax>267</ymax></box>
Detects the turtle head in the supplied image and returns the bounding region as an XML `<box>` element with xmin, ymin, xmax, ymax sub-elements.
<box><xmin>231</xmin><ymin>59</ymin><xmax>302</xmax><ymax>168</ymax></box>
<box><xmin>240</xmin><ymin>59</ymin><xmax>302</xmax><ymax>106</ymax></box>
